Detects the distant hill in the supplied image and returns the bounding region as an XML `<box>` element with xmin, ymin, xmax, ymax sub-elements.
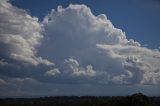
<box><xmin>0</xmin><ymin>93</ymin><xmax>160</xmax><ymax>106</ymax></box>
<box><xmin>115</xmin><ymin>93</ymin><xmax>155</xmax><ymax>106</ymax></box>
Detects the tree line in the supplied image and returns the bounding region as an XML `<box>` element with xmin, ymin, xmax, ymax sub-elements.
<box><xmin>0</xmin><ymin>93</ymin><xmax>160</xmax><ymax>106</ymax></box>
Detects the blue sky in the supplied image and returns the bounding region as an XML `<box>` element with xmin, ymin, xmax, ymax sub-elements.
<box><xmin>11</xmin><ymin>0</ymin><xmax>160</xmax><ymax>49</ymax></box>
<box><xmin>0</xmin><ymin>0</ymin><xmax>160</xmax><ymax>97</ymax></box>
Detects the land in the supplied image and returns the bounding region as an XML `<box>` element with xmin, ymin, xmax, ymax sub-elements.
<box><xmin>0</xmin><ymin>93</ymin><xmax>160</xmax><ymax>106</ymax></box>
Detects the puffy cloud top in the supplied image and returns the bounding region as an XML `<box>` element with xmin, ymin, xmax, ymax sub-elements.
<box><xmin>0</xmin><ymin>1</ymin><xmax>160</xmax><ymax>97</ymax></box>
<box><xmin>42</xmin><ymin>4</ymin><xmax>160</xmax><ymax>85</ymax></box>
<box><xmin>0</xmin><ymin>0</ymin><xmax>53</xmax><ymax>66</ymax></box>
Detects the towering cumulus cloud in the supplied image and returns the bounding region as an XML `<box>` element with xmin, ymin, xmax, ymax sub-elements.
<box><xmin>0</xmin><ymin>1</ymin><xmax>160</xmax><ymax>96</ymax></box>
<box><xmin>42</xmin><ymin>4</ymin><xmax>160</xmax><ymax>85</ymax></box>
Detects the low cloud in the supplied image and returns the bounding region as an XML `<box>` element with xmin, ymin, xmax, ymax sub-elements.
<box><xmin>45</xmin><ymin>68</ymin><xmax>60</xmax><ymax>76</ymax></box>
<box><xmin>64</xmin><ymin>57</ymin><xmax>96</xmax><ymax>77</ymax></box>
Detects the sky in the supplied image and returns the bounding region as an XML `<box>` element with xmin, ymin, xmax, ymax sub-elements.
<box><xmin>0</xmin><ymin>0</ymin><xmax>160</xmax><ymax>97</ymax></box>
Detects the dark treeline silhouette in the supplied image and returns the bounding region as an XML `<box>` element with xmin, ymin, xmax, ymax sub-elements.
<box><xmin>0</xmin><ymin>93</ymin><xmax>160</xmax><ymax>106</ymax></box>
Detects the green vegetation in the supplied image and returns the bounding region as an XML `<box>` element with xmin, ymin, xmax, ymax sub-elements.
<box><xmin>0</xmin><ymin>93</ymin><xmax>159</xmax><ymax>106</ymax></box>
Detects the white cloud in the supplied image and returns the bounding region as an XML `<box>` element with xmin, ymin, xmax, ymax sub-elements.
<box><xmin>1</xmin><ymin>1</ymin><xmax>160</xmax><ymax>97</ymax></box>
<box><xmin>0</xmin><ymin>0</ymin><xmax>53</xmax><ymax>66</ymax></box>
<box><xmin>97</xmin><ymin>44</ymin><xmax>160</xmax><ymax>84</ymax></box>
<box><xmin>45</xmin><ymin>68</ymin><xmax>60</xmax><ymax>76</ymax></box>
<box><xmin>42</xmin><ymin>4</ymin><xmax>160</xmax><ymax>85</ymax></box>
<box><xmin>0</xmin><ymin>1</ymin><xmax>160</xmax><ymax>86</ymax></box>
<box><xmin>64</xmin><ymin>57</ymin><xmax>96</xmax><ymax>77</ymax></box>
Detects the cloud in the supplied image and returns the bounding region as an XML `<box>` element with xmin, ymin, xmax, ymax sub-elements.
<box><xmin>0</xmin><ymin>59</ymin><xmax>8</xmax><ymax>66</ymax></box>
<box><xmin>0</xmin><ymin>1</ymin><xmax>56</xmax><ymax>92</ymax></box>
<box><xmin>0</xmin><ymin>0</ymin><xmax>53</xmax><ymax>66</ymax></box>
<box><xmin>0</xmin><ymin>77</ymin><xmax>47</xmax><ymax>97</ymax></box>
<box><xmin>0</xmin><ymin>78</ymin><xmax>7</xmax><ymax>86</ymax></box>
<box><xmin>97</xmin><ymin>44</ymin><xmax>160</xmax><ymax>84</ymax></box>
<box><xmin>0</xmin><ymin>1</ymin><xmax>160</xmax><ymax>96</ymax></box>
<box><xmin>41</xmin><ymin>4</ymin><xmax>160</xmax><ymax>85</ymax></box>
<box><xmin>45</xmin><ymin>68</ymin><xmax>60</xmax><ymax>76</ymax></box>
<box><xmin>63</xmin><ymin>57</ymin><xmax>96</xmax><ymax>77</ymax></box>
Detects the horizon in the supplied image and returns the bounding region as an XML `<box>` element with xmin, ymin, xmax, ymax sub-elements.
<box><xmin>0</xmin><ymin>92</ymin><xmax>160</xmax><ymax>99</ymax></box>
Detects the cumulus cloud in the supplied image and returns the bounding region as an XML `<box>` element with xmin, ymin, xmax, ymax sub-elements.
<box><xmin>63</xmin><ymin>57</ymin><xmax>96</xmax><ymax>77</ymax></box>
<box><xmin>0</xmin><ymin>1</ymin><xmax>160</xmax><ymax>97</ymax></box>
<box><xmin>0</xmin><ymin>1</ymin><xmax>56</xmax><ymax>93</ymax></box>
<box><xmin>0</xmin><ymin>0</ymin><xmax>53</xmax><ymax>66</ymax></box>
<box><xmin>45</xmin><ymin>68</ymin><xmax>60</xmax><ymax>76</ymax></box>
<box><xmin>41</xmin><ymin>4</ymin><xmax>160</xmax><ymax>85</ymax></box>
<box><xmin>97</xmin><ymin>44</ymin><xmax>160</xmax><ymax>84</ymax></box>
